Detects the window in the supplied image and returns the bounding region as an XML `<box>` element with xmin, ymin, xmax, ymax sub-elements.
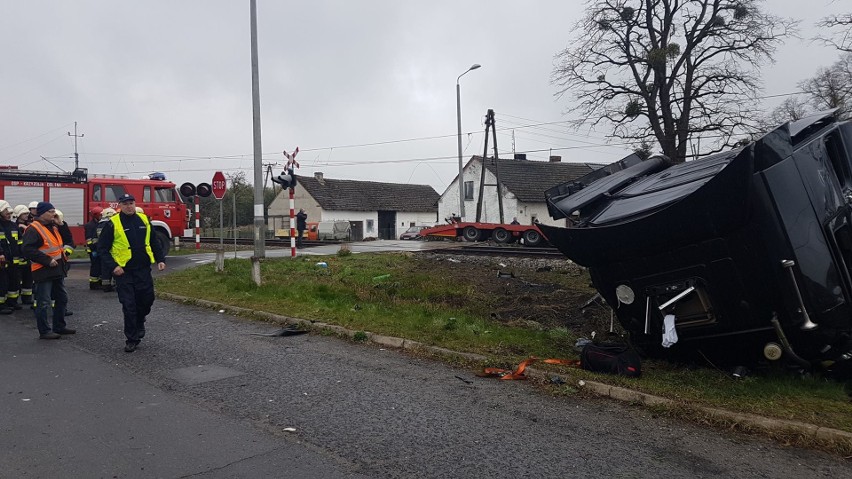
<box><xmin>366</xmin><ymin>219</ymin><xmax>374</xmax><ymax>233</ymax></box>
<box><xmin>92</xmin><ymin>185</ymin><xmax>101</xmax><ymax>201</ymax></box>
<box><xmin>464</xmin><ymin>181</ymin><xmax>474</xmax><ymax>200</ymax></box>
<box><xmin>154</xmin><ymin>187</ymin><xmax>176</xmax><ymax>203</ymax></box>
<box><xmin>104</xmin><ymin>185</ymin><xmax>127</xmax><ymax>201</ymax></box>
<box><xmin>143</xmin><ymin>186</ymin><xmax>151</xmax><ymax>203</ymax></box>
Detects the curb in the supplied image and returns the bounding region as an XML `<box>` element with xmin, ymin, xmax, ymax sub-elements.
<box><xmin>157</xmin><ymin>292</ymin><xmax>852</xmax><ymax>451</ymax></box>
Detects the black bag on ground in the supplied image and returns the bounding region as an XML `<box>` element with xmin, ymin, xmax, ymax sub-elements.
<box><xmin>580</xmin><ymin>343</ymin><xmax>642</xmax><ymax>378</ymax></box>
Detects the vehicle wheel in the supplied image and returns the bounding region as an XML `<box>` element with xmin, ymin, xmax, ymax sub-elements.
<box><xmin>462</xmin><ymin>226</ymin><xmax>481</xmax><ymax>242</ymax></box>
<box><xmin>522</xmin><ymin>229</ymin><xmax>542</xmax><ymax>246</ymax></box>
<box><xmin>493</xmin><ymin>228</ymin><xmax>510</xmax><ymax>244</ymax></box>
<box><xmin>155</xmin><ymin>230</ymin><xmax>171</xmax><ymax>257</ymax></box>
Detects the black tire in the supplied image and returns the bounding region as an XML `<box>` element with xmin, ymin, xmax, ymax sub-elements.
<box><xmin>462</xmin><ymin>226</ymin><xmax>481</xmax><ymax>242</ymax></box>
<box><xmin>155</xmin><ymin>230</ymin><xmax>171</xmax><ymax>257</ymax></box>
<box><xmin>522</xmin><ymin>229</ymin><xmax>542</xmax><ymax>247</ymax></box>
<box><xmin>493</xmin><ymin>228</ymin><xmax>510</xmax><ymax>244</ymax></box>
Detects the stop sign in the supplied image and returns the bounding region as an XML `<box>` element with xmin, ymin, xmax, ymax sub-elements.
<box><xmin>211</xmin><ymin>171</ymin><xmax>227</xmax><ymax>199</ymax></box>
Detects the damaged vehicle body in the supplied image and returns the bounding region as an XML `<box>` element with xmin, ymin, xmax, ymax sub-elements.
<box><xmin>539</xmin><ymin>111</ymin><xmax>852</xmax><ymax>373</ymax></box>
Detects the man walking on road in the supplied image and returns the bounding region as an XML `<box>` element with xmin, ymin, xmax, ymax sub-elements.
<box><xmin>21</xmin><ymin>202</ymin><xmax>73</xmax><ymax>339</ymax></box>
<box><xmin>97</xmin><ymin>194</ymin><xmax>166</xmax><ymax>352</ymax></box>
<box><xmin>296</xmin><ymin>208</ymin><xmax>307</xmax><ymax>248</ymax></box>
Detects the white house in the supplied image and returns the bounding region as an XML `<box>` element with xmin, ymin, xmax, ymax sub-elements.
<box><xmin>440</xmin><ymin>155</ymin><xmax>603</xmax><ymax>226</ymax></box>
<box><xmin>268</xmin><ymin>172</ymin><xmax>439</xmax><ymax>240</ymax></box>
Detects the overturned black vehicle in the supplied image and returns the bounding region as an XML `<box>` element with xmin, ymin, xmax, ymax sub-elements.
<box><xmin>540</xmin><ymin>112</ymin><xmax>852</xmax><ymax>374</ymax></box>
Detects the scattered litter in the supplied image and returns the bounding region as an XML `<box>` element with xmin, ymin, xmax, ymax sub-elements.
<box><xmin>578</xmin><ymin>380</ymin><xmax>586</xmax><ymax>387</ymax></box>
<box><xmin>498</xmin><ymin>263</ymin><xmax>507</xmax><ymax>268</ymax></box>
<box><xmin>93</xmin><ymin>323</ymin><xmax>104</xmax><ymax>328</ymax></box>
<box><xmin>283</xmin><ymin>427</ymin><xmax>297</xmax><ymax>432</ymax></box>
<box><xmin>315</xmin><ymin>262</ymin><xmax>328</xmax><ymax>268</ymax></box>
<box><xmin>22</xmin><ymin>398</ymin><xmax>30</xmax><ymax>402</ymax></box>
<box><xmin>247</xmin><ymin>326</ymin><xmax>308</xmax><ymax>337</ymax></box>
<box><xmin>447</xmin><ymin>258</ymin><xmax>460</xmax><ymax>263</ymax></box>
<box><xmin>574</xmin><ymin>337</ymin><xmax>592</xmax><ymax>352</ymax></box>
<box><xmin>219</xmin><ymin>310</ymin><xmax>225</xmax><ymax>313</ymax></box>
<box><xmin>731</xmin><ymin>365</ymin><xmax>749</xmax><ymax>379</ymax></box>
<box><xmin>379</xmin><ymin>348</ymin><xmax>386</xmax><ymax>351</ymax></box>
<box><xmin>455</xmin><ymin>375</ymin><xmax>473</xmax><ymax>384</ymax></box>
<box><xmin>496</xmin><ymin>270</ymin><xmax>514</xmax><ymax>278</ymax></box>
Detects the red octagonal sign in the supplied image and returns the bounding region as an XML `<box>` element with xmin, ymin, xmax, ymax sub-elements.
<box><xmin>211</xmin><ymin>171</ymin><xmax>227</xmax><ymax>199</ymax></box>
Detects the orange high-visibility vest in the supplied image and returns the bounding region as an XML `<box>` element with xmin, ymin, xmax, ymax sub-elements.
<box><xmin>28</xmin><ymin>221</ymin><xmax>64</xmax><ymax>272</ymax></box>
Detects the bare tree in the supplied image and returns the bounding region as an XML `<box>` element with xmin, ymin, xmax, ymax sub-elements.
<box><xmin>756</xmin><ymin>96</ymin><xmax>810</xmax><ymax>134</ymax></box>
<box><xmin>799</xmin><ymin>53</ymin><xmax>852</xmax><ymax>119</ymax></box>
<box><xmin>552</xmin><ymin>0</ymin><xmax>797</xmax><ymax>163</ymax></box>
<box><xmin>816</xmin><ymin>13</ymin><xmax>852</xmax><ymax>53</ymax></box>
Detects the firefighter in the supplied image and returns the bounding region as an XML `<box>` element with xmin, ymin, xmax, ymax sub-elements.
<box><xmin>98</xmin><ymin>194</ymin><xmax>166</xmax><ymax>352</ymax></box>
<box><xmin>0</xmin><ymin>201</ymin><xmax>19</xmax><ymax>314</ymax></box>
<box><xmin>21</xmin><ymin>202</ymin><xmax>73</xmax><ymax>339</ymax></box>
<box><xmin>13</xmin><ymin>205</ymin><xmax>33</xmax><ymax>307</ymax></box>
<box><xmin>85</xmin><ymin>207</ymin><xmax>103</xmax><ymax>289</ymax></box>
<box><xmin>53</xmin><ymin>209</ymin><xmax>75</xmax><ymax>256</ymax></box>
<box><xmin>97</xmin><ymin>208</ymin><xmax>117</xmax><ymax>292</ymax></box>
<box><xmin>28</xmin><ymin>201</ymin><xmax>38</xmax><ymax>218</ymax></box>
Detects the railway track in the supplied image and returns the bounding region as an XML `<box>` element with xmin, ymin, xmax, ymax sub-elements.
<box><xmin>434</xmin><ymin>244</ymin><xmax>567</xmax><ymax>259</ymax></box>
<box><xmin>196</xmin><ymin>237</ymin><xmax>333</xmax><ymax>248</ymax></box>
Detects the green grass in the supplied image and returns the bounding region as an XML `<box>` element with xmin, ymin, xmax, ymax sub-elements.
<box><xmin>156</xmin><ymin>252</ymin><xmax>852</xmax><ymax>434</ymax></box>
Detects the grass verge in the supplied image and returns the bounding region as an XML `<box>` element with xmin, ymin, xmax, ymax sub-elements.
<box><xmin>157</xmin><ymin>252</ymin><xmax>852</xmax><ymax>439</ymax></box>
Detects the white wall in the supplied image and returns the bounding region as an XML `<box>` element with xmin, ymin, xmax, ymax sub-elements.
<box><xmin>439</xmin><ymin>158</ymin><xmax>566</xmax><ymax>226</ymax></box>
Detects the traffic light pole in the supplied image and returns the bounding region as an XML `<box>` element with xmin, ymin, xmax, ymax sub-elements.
<box><xmin>195</xmin><ymin>196</ymin><xmax>201</xmax><ymax>250</ymax></box>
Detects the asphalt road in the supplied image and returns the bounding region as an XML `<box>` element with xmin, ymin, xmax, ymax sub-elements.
<box><xmin>2</xmin><ymin>258</ymin><xmax>851</xmax><ymax>478</ymax></box>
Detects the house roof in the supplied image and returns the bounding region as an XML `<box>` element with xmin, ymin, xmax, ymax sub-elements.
<box><xmin>297</xmin><ymin>175</ymin><xmax>439</xmax><ymax>212</ymax></box>
<box><xmin>478</xmin><ymin>156</ymin><xmax>603</xmax><ymax>203</ymax></box>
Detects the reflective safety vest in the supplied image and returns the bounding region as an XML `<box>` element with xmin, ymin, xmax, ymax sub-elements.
<box><xmin>110</xmin><ymin>213</ymin><xmax>155</xmax><ymax>267</ymax></box>
<box><xmin>28</xmin><ymin>221</ymin><xmax>64</xmax><ymax>272</ymax></box>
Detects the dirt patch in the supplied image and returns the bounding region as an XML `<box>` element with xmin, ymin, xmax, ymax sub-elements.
<box><xmin>417</xmin><ymin>253</ymin><xmax>618</xmax><ymax>338</ymax></box>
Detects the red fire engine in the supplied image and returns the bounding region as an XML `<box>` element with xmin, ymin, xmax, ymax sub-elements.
<box><xmin>0</xmin><ymin>167</ymin><xmax>188</xmax><ymax>255</ymax></box>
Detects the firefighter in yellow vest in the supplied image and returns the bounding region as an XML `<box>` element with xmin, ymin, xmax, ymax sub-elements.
<box><xmin>97</xmin><ymin>194</ymin><xmax>166</xmax><ymax>352</ymax></box>
<box><xmin>21</xmin><ymin>202</ymin><xmax>73</xmax><ymax>340</ymax></box>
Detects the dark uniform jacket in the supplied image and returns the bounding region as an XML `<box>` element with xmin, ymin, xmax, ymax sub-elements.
<box><xmin>57</xmin><ymin>221</ymin><xmax>74</xmax><ymax>248</ymax></box>
<box><xmin>296</xmin><ymin>211</ymin><xmax>307</xmax><ymax>230</ymax></box>
<box><xmin>0</xmin><ymin>218</ymin><xmax>19</xmax><ymax>266</ymax></box>
<box><xmin>21</xmin><ymin>220</ymin><xmax>67</xmax><ymax>282</ymax></box>
<box><xmin>97</xmin><ymin>213</ymin><xmax>165</xmax><ymax>272</ymax></box>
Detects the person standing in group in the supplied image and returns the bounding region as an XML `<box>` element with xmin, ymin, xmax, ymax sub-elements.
<box><xmin>97</xmin><ymin>194</ymin><xmax>165</xmax><ymax>353</ymax></box>
<box><xmin>296</xmin><ymin>208</ymin><xmax>307</xmax><ymax>248</ymax></box>
<box><xmin>13</xmin><ymin>205</ymin><xmax>34</xmax><ymax>307</ymax></box>
<box><xmin>96</xmin><ymin>208</ymin><xmax>116</xmax><ymax>292</ymax></box>
<box><xmin>84</xmin><ymin>207</ymin><xmax>103</xmax><ymax>290</ymax></box>
<box><xmin>0</xmin><ymin>201</ymin><xmax>21</xmax><ymax>314</ymax></box>
<box><xmin>27</xmin><ymin>201</ymin><xmax>38</xmax><ymax>218</ymax></box>
<box><xmin>21</xmin><ymin>202</ymin><xmax>73</xmax><ymax>340</ymax></box>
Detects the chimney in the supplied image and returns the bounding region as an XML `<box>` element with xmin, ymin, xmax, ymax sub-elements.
<box><xmin>314</xmin><ymin>172</ymin><xmax>324</xmax><ymax>180</ymax></box>
<box><xmin>549</xmin><ymin>156</ymin><xmax>562</xmax><ymax>162</ymax></box>
<box><xmin>513</xmin><ymin>153</ymin><xmax>527</xmax><ymax>160</ymax></box>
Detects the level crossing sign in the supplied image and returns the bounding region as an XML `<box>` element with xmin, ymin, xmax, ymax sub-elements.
<box><xmin>211</xmin><ymin>171</ymin><xmax>227</xmax><ymax>200</ymax></box>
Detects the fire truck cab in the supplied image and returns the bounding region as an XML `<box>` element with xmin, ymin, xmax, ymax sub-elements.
<box><xmin>0</xmin><ymin>167</ymin><xmax>187</xmax><ymax>255</ymax></box>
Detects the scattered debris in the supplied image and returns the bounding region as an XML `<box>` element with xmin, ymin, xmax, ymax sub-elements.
<box><xmin>496</xmin><ymin>270</ymin><xmax>514</xmax><ymax>278</ymax></box>
<box><xmin>248</xmin><ymin>326</ymin><xmax>308</xmax><ymax>337</ymax></box>
<box><xmin>283</xmin><ymin>427</ymin><xmax>297</xmax><ymax>432</ymax></box>
<box><xmin>315</xmin><ymin>262</ymin><xmax>328</xmax><ymax>268</ymax></box>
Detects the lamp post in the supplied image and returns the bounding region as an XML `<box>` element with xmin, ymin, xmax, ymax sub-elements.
<box><xmin>456</xmin><ymin>63</ymin><xmax>481</xmax><ymax>221</ymax></box>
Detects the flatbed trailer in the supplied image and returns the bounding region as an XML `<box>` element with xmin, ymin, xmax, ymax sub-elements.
<box><xmin>420</xmin><ymin>221</ymin><xmax>547</xmax><ymax>246</ymax></box>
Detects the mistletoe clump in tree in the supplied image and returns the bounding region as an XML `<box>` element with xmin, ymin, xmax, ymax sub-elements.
<box><xmin>552</xmin><ymin>0</ymin><xmax>797</xmax><ymax>163</ymax></box>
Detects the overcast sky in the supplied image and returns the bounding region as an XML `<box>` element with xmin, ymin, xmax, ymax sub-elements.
<box><xmin>1</xmin><ymin>1</ymin><xmax>848</xmax><ymax>194</ymax></box>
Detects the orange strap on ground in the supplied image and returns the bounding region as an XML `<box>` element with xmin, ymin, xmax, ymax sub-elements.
<box><xmin>479</xmin><ymin>356</ymin><xmax>581</xmax><ymax>380</ymax></box>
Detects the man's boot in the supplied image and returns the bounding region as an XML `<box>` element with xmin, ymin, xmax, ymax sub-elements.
<box><xmin>89</xmin><ymin>279</ymin><xmax>102</xmax><ymax>290</ymax></box>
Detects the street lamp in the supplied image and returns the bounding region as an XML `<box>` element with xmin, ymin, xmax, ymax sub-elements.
<box><xmin>456</xmin><ymin>63</ymin><xmax>481</xmax><ymax>221</ymax></box>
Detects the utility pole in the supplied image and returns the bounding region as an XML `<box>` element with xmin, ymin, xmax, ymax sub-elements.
<box><xmin>249</xmin><ymin>0</ymin><xmax>265</xmax><ymax>259</ymax></box>
<box><xmin>68</xmin><ymin>122</ymin><xmax>84</xmax><ymax>170</ymax></box>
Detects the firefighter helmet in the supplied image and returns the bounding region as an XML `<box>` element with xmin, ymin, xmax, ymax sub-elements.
<box><xmin>0</xmin><ymin>200</ymin><xmax>11</xmax><ymax>214</ymax></box>
<box><xmin>101</xmin><ymin>208</ymin><xmax>117</xmax><ymax>219</ymax></box>
<box><xmin>13</xmin><ymin>204</ymin><xmax>29</xmax><ymax>221</ymax></box>
<box><xmin>54</xmin><ymin>209</ymin><xmax>64</xmax><ymax>222</ymax></box>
